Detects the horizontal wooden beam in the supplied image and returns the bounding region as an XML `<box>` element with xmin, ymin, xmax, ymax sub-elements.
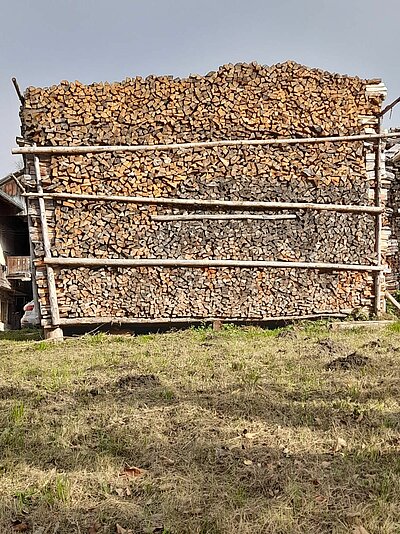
<box><xmin>43</xmin><ymin>312</ymin><xmax>348</xmax><ymax>327</ymax></box>
<box><xmin>23</xmin><ymin>192</ymin><xmax>384</xmax><ymax>214</ymax></box>
<box><xmin>151</xmin><ymin>213</ymin><xmax>297</xmax><ymax>222</ymax></box>
<box><xmin>12</xmin><ymin>132</ymin><xmax>400</xmax><ymax>156</ymax></box>
<box><xmin>42</xmin><ymin>257</ymin><xmax>384</xmax><ymax>272</ymax></box>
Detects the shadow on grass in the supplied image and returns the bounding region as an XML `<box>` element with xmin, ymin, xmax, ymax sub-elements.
<box><xmin>1</xmin><ymin>357</ymin><xmax>400</xmax><ymax>532</ymax></box>
<box><xmin>2</xmin><ymin>429</ymin><xmax>400</xmax><ymax>533</ymax></box>
<box><xmin>1</xmin><ymin>375</ymin><xmax>399</xmax><ymax>468</ymax></box>
<box><xmin>0</xmin><ymin>328</ymin><xmax>42</xmax><ymax>342</ymax></box>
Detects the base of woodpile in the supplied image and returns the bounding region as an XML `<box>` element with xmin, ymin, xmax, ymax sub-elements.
<box><xmin>330</xmin><ymin>320</ymin><xmax>395</xmax><ymax>330</ymax></box>
<box><xmin>42</xmin><ymin>312</ymin><xmax>348</xmax><ymax>328</ymax></box>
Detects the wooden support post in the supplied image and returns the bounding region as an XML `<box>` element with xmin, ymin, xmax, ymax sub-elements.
<box><xmin>33</xmin><ymin>155</ymin><xmax>63</xmax><ymax>339</ymax></box>
<box><xmin>213</xmin><ymin>320</ymin><xmax>223</xmax><ymax>331</ymax></box>
<box><xmin>374</xmin><ymin>119</ymin><xmax>384</xmax><ymax>317</ymax></box>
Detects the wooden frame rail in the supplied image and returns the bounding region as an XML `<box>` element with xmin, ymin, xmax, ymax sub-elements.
<box><xmin>151</xmin><ymin>214</ymin><xmax>297</xmax><ymax>222</ymax></box>
<box><xmin>42</xmin><ymin>257</ymin><xmax>385</xmax><ymax>272</ymax></box>
<box><xmin>24</xmin><ymin>193</ymin><xmax>383</xmax><ymax>214</ymax></box>
<box><xmin>12</xmin><ymin>131</ymin><xmax>400</xmax><ymax>155</ymax></box>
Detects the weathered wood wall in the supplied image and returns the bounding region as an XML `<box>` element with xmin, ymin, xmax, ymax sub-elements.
<box><xmin>19</xmin><ymin>61</ymin><xmax>388</xmax><ymax>327</ymax></box>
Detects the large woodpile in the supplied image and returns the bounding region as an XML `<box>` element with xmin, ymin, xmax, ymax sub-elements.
<box><xmin>20</xmin><ymin>61</ymin><xmax>388</xmax><ymax>326</ymax></box>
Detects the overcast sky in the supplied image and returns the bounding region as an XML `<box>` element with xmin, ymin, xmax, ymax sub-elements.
<box><xmin>1</xmin><ymin>0</ymin><xmax>399</xmax><ymax>176</ymax></box>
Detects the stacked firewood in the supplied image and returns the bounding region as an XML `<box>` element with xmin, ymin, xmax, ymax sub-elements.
<box><xmin>49</xmin><ymin>201</ymin><xmax>377</xmax><ymax>264</ymax></box>
<box><xmin>22</xmin><ymin>61</ymin><xmax>382</xmax><ymax>146</ymax></box>
<box><xmin>55</xmin><ymin>267</ymin><xmax>373</xmax><ymax>319</ymax></box>
<box><xmin>385</xmin><ymin>135</ymin><xmax>400</xmax><ymax>291</ymax></box>
<box><xmin>20</xmin><ymin>61</ymin><xmax>386</xmax><ymax>323</ymax></box>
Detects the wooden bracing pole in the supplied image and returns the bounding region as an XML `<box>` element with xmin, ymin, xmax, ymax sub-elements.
<box><xmin>385</xmin><ymin>291</ymin><xmax>400</xmax><ymax>312</ymax></box>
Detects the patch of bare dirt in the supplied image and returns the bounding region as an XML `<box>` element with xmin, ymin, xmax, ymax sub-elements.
<box><xmin>318</xmin><ymin>338</ymin><xmax>347</xmax><ymax>354</ymax></box>
<box><xmin>361</xmin><ymin>339</ymin><xmax>381</xmax><ymax>349</ymax></box>
<box><xmin>277</xmin><ymin>329</ymin><xmax>297</xmax><ymax>339</ymax></box>
<box><xmin>116</xmin><ymin>374</ymin><xmax>160</xmax><ymax>389</ymax></box>
<box><xmin>325</xmin><ymin>352</ymin><xmax>369</xmax><ymax>371</ymax></box>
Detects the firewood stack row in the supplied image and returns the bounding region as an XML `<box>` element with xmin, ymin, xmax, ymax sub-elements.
<box><xmin>55</xmin><ymin>268</ymin><xmax>373</xmax><ymax>320</ymax></box>
<box><xmin>20</xmin><ymin>61</ymin><xmax>387</xmax><ymax>325</ymax></box>
<box><xmin>50</xmin><ymin>201</ymin><xmax>377</xmax><ymax>265</ymax></box>
<box><xmin>385</xmin><ymin>135</ymin><xmax>400</xmax><ymax>291</ymax></box>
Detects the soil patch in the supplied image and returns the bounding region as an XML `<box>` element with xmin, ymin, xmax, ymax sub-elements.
<box><xmin>318</xmin><ymin>338</ymin><xmax>347</xmax><ymax>354</ymax></box>
<box><xmin>361</xmin><ymin>339</ymin><xmax>381</xmax><ymax>349</ymax></box>
<box><xmin>325</xmin><ymin>352</ymin><xmax>369</xmax><ymax>371</ymax></box>
<box><xmin>277</xmin><ymin>329</ymin><xmax>297</xmax><ymax>339</ymax></box>
<box><xmin>116</xmin><ymin>374</ymin><xmax>160</xmax><ymax>389</ymax></box>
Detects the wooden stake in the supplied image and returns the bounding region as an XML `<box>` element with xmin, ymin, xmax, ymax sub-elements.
<box><xmin>44</xmin><ymin>326</ymin><xmax>64</xmax><ymax>341</ymax></box>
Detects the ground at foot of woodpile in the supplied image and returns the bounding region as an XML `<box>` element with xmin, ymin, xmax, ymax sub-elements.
<box><xmin>0</xmin><ymin>322</ymin><xmax>400</xmax><ymax>534</ymax></box>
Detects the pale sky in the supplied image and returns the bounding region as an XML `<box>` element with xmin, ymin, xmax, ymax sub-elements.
<box><xmin>1</xmin><ymin>0</ymin><xmax>399</xmax><ymax>176</ymax></box>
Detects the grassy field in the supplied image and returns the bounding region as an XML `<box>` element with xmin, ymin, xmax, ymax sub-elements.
<box><xmin>0</xmin><ymin>322</ymin><xmax>400</xmax><ymax>533</ymax></box>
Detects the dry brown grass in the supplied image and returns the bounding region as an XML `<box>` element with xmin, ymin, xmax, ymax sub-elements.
<box><xmin>0</xmin><ymin>322</ymin><xmax>400</xmax><ymax>533</ymax></box>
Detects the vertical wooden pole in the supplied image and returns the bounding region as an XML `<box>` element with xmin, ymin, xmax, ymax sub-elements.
<box><xmin>33</xmin><ymin>155</ymin><xmax>63</xmax><ymax>340</ymax></box>
<box><xmin>374</xmin><ymin>118</ymin><xmax>383</xmax><ymax>317</ymax></box>
<box><xmin>25</xmin><ymin>193</ymin><xmax>41</xmax><ymax>323</ymax></box>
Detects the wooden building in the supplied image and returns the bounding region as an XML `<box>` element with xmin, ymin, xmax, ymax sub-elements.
<box><xmin>13</xmin><ymin>61</ymin><xmax>394</xmax><ymax>339</ymax></box>
<box><xmin>0</xmin><ymin>172</ymin><xmax>32</xmax><ymax>329</ymax></box>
